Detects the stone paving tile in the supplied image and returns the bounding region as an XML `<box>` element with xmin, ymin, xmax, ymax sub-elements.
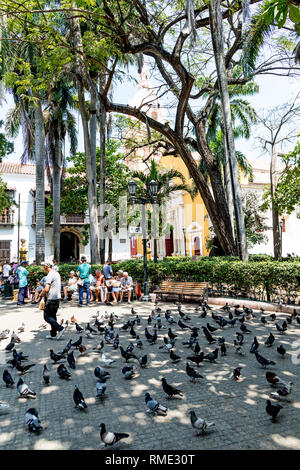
<box><xmin>0</xmin><ymin>298</ymin><xmax>299</xmax><ymax>450</ymax></box>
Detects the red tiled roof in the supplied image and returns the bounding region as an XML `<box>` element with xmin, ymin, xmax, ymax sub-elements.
<box><xmin>0</xmin><ymin>163</ymin><xmax>38</xmax><ymax>175</ymax></box>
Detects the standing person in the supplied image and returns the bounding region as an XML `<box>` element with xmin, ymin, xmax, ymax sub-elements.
<box><xmin>39</xmin><ymin>262</ymin><xmax>65</xmax><ymax>340</ymax></box>
<box><xmin>3</xmin><ymin>260</ymin><xmax>11</xmax><ymax>281</ymax></box>
<box><xmin>76</xmin><ymin>256</ymin><xmax>91</xmax><ymax>307</ymax></box>
<box><xmin>102</xmin><ymin>260</ymin><xmax>113</xmax><ymax>306</ymax></box>
<box><xmin>120</xmin><ymin>272</ymin><xmax>134</xmax><ymax>303</ymax></box>
<box><xmin>16</xmin><ymin>261</ymin><xmax>29</xmax><ymax>305</ymax></box>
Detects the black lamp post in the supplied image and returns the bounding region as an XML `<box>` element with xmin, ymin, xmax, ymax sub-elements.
<box><xmin>182</xmin><ymin>227</ymin><xmax>187</xmax><ymax>256</ymax></box>
<box><xmin>128</xmin><ymin>179</ymin><xmax>158</xmax><ymax>302</ymax></box>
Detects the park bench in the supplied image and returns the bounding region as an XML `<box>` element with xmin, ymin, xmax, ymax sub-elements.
<box><xmin>154</xmin><ymin>281</ymin><xmax>208</xmax><ymax>303</ymax></box>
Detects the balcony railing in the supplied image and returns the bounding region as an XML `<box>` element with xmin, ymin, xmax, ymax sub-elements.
<box><xmin>32</xmin><ymin>213</ymin><xmax>88</xmax><ymax>225</ymax></box>
<box><xmin>0</xmin><ymin>211</ymin><xmax>14</xmax><ymax>225</ymax></box>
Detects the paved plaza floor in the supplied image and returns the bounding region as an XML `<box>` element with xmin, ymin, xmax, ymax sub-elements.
<box><xmin>0</xmin><ymin>297</ymin><xmax>299</xmax><ymax>450</ymax></box>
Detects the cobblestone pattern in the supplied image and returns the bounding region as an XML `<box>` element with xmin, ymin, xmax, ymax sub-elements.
<box><xmin>0</xmin><ymin>298</ymin><xmax>299</xmax><ymax>450</ymax></box>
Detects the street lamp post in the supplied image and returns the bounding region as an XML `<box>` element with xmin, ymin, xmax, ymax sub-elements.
<box><xmin>182</xmin><ymin>227</ymin><xmax>187</xmax><ymax>257</ymax></box>
<box><xmin>128</xmin><ymin>179</ymin><xmax>158</xmax><ymax>302</ymax></box>
<box><xmin>279</xmin><ymin>219</ymin><xmax>283</xmax><ymax>258</ymax></box>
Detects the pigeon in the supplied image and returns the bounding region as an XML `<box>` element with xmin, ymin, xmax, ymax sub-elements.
<box><xmin>186</xmin><ymin>362</ymin><xmax>204</xmax><ymax>383</ymax></box>
<box><xmin>282</xmin><ymin>320</ymin><xmax>288</xmax><ymax>331</ymax></box>
<box><xmin>99</xmin><ymin>423</ymin><xmax>129</xmax><ymax>449</ymax></box>
<box><xmin>15</xmin><ymin>362</ymin><xmax>36</xmax><ymax>375</ymax></box>
<box><xmin>78</xmin><ymin>345</ymin><xmax>87</xmax><ymax>355</ymax></box>
<box><xmin>145</xmin><ymin>328</ymin><xmax>157</xmax><ymax>345</ymax></box>
<box><xmin>120</xmin><ymin>346</ymin><xmax>137</xmax><ymax>362</ymax></box>
<box><xmin>42</xmin><ymin>365</ymin><xmax>50</xmax><ymax>385</ymax></box>
<box><xmin>238</xmin><ymin>315</ymin><xmax>246</xmax><ymax>324</ymax></box>
<box><xmin>67</xmin><ymin>351</ymin><xmax>76</xmax><ymax>370</ymax></box>
<box><xmin>169</xmin><ymin>350</ymin><xmax>181</xmax><ymax>363</ymax></box>
<box><xmin>75</xmin><ymin>323</ymin><xmax>84</xmax><ymax>333</ymax></box>
<box><xmin>96</xmin><ymin>377</ymin><xmax>108</xmax><ymax>399</ymax></box>
<box><xmin>122</xmin><ymin>366</ymin><xmax>135</xmax><ymax>379</ymax></box>
<box><xmin>160</xmin><ymin>337</ymin><xmax>174</xmax><ymax>351</ymax></box>
<box><xmin>266</xmin><ymin>400</ymin><xmax>282</xmax><ymax>422</ymax></box>
<box><xmin>126</xmin><ymin>342</ymin><xmax>134</xmax><ymax>354</ymax></box>
<box><xmin>270</xmin><ymin>314</ymin><xmax>276</xmax><ymax>321</ymax></box>
<box><xmin>192</xmin><ymin>342</ymin><xmax>201</xmax><ymax>355</ymax></box>
<box><xmin>161</xmin><ymin>378</ymin><xmax>183</xmax><ymax>399</ymax></box>
<box><xmin>94</xmin><ymin>366</ymin><xmax>110</xmax><ymax>380</ymax></box>
<box><xmin>73</xmin><ymin>385</ymin><xmax>87</xmax><ymax>409</ymax></box>
<box><xmin>113</xmin><ymin>336</ymin><xmax>119</xmax><ymax>350</ymax></box>
<box><xmin>71</xmin><ymin>337</ymin><xmax>83</xmax><ymax>349</ymax></box>
<box><xmin>0</xmin><ymin>329</ymin><xmax>10</xmax><ymax>340</ymax></box>
<box><xmin>11</xmin><ymin>349</ymin><xmax>28</xmax><ymax>362</ymax></box>
<box><xmin>235</xmin><ymin>332</ymin><xmax>244</xmax><ymax>345</ymax></box>
<box><xmin>204</xmin><ymin>348</ymin><xmax>219</xmax><ymax>362</ymax></box>
<box><xmin>145</xmin><ymin>392</ymin><xmax>168</xmax><ymax>415</ymax></box>
<box><xmin>131</xmin><ymin>307</ymin><xmax>137</xmax><ymax>315</ymax></box>
<box><xmin>286</xmin><ymin>315</ymin><xmax>292</xmax><ymax>325</ymax></box>
<box><xmin>228</xmin><ymin>318</ymin><xmax>237</xmax><ymax>327</ymax></box>
<box><xmin>187</xmin><ymin>352</ymin><xmax>204</xmax><ymax>367</ymax></box>
<box><xmin>233</xmin><ymin>367</ymin><xmax>242</xmax><ymax>381</ymax></box>
<box><xmin>136</xmin><ymin>315</ymin><xmax>141</xmax><ymax>325</ymax></box>
<box><xmin>71</xmin><ymin>315</ymin><xmax>77</xmax><ymax>324</ymax></box>
<box><xmin>93</xmin><ymin>340</ymin><xmax>104</xmax><ymax>352</ymax></box>
<box><xmin>250</xmin><ymin>337</ymin><xmax>259</xmax><ymax>353</ymax></box>
<box><xmin>18</xmin><ymin>324</ymin><xmax>25</xmax><ymax>333</ymax></box>
<box><xmin>5</xmin><ymin>340</ymin><xmax>15</xmax><ymax>352</ymax></box>
<box><xmin>178</xmin><ymin>319</ymin><xmax>190</xmax><ymax>329</ymax></box>
<box><xmin>138</xmin><ymin>355</ymin><xmax>148</xmax><ymax>368</ymax></box>
<box><xmin>17</xmin><ymin>378</ymin><xmax>36</xmax><ymax>398</ymax></box>
<box><xmin>261</xmin><ymin>316</ymin><xmax>268</xmax><ymax>325</ymax></box>
<box><xmin>189</xmin><ymin>410</ymin><xmax>215</xmax><ymax>436</ymax></box>
<box><xmin>61</xmin><ymin>339</ymin><xmax>73</xmax><ymax>356</ymax></box>
<box><xmin>201</xmin><ymin>327</ymin><xmax>215</xmax><ymax>344</ymax></box>
<box><xmin>136</xmin><ymin>336</ymin><xmax>143</xmax><ymax>349</ymax></box>
<box><xmin>182</xmin><ymin>335</ymin><xmax>196</xmax><ymax>348</ymax></box>
<box><xmin>130</xmin><ymin>327</ymin><xmax>137</xmax><ymax>338</ymax></box>
<box><xmin>3</xmin><ymin>369</ymin><xmax>14</xmax><ymax>387</ymax></box>
<box><xmin>275</xmin><ymin>323</ymin><xmax>285</xmax><ymax>334</ymax></box>
<box><xmin>24</xmin><ymin>408</ymin><xmax>43</xmax><ymax>433</ymax></box>
<box><xmin>240</xmin><ymin>324</ymin><xmax>251</xmax><ymax>333</ymax></box>
<box><xmin>147</xmin><ymin>315</ymin><xmax>152</xmax><ymax>325</ymax></box>
<box><xmin>220</xmin><ymin>343</ymin><xmax>227</xmax><ymax>356</ymax></box>
<box><xmin>234</xmin><ymin>341</ymin><xmax>245</xmax><ymax>356</ymax></box>
<box><xmin>101</xmin><ymin>353</ymin><xmax>116</xmax><ymax>366</ymax></box>
<box><xmin>57</xmin><ymin>363</ymin><xmax>72</xmax><ymax>380</ymax></box>
<box><xmin>167</xmin><ymin>328</ymin><xmax>177</xmax><ymax>341</ymax></box>
<box><xmin>11</xmin><ymin>332</ymin><xmax>21</xmax><ymax>344</ymax></box>
<box><xmin>86</xmin><ymin>323</ymin><xmax>97</xmax><ymax>334</ymax></box>
<box><xmin>255</xmin><ymin>352</ymin><xmax>276</xmax><ymax>368</ymax></box>
<box><xmin>266</xmin><ymin>372</ymin><xmax>292</xmax><ymax>390</ymax></box>
<box><xmin>265</xmin><ymin>333</ymin><xmax>275</xmax><ymax>347</ymax></box>
<box><xmin>50</xmin><ymin>349</ymin><xmax>65</xmax><ymax>363</ymax></box>
<box><xmin>277</xmin><ymin>345</ymin><xmax>286</xmax><ymax>357</ymax></box>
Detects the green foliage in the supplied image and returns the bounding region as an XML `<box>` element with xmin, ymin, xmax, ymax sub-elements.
<box><xmin>242</xmin><ymin>191</ymin><xmax>269</xmax><ymax>248</ymax></box>
<box><xmin>27</xmin><ymin>259</ymin><xmax>300</xmax><ymax>301</ymax></box>
<box><xmin>0</xmin><ymin>120</ymin><xmax>14</xmax><ymax>161</ymax></box>
<box><xmin>0</xmin><ymin>176</ymin><xmax>14</xmax><ymax>213</ymax></box>
<box><xmin>274</xmin><ymin>140</ymin><xmax>300</xmax><ymax>217</ymax></box>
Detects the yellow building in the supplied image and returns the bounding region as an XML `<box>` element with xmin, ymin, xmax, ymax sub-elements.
<box><xmin>126</xmin><ymin>66</ymin><xmax>210</xmax><ymax>259</ymax></box>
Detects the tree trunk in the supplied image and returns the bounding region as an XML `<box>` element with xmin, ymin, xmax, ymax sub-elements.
<box><xmin>223</xmin><ymin>129</ymin><xmax>235</xmax><ymax>235</ymax></box>
<box><xmin>209</xmin><ymin>0</ymin><xmax>248</xmax><ymax>260</ymax></box>
<box><xmin>34</xmin><ymin>99</ymin><xmax>45</xmax><ymax>264</ymax></box>
<box><xmin>153</xmin><ymin>238</ymin><xmax>158</xmax><ymax>263</ymax></box>
<box><xmin>99</xmin><ymin>73</ymin><xmax>107</xmax><ymax>264</ymax></box>
<box><xmin>52</xmin><ymin>137</ymin><xmax>61</xmax><ymax>262</ymax></box>
<box><xmin>108</xmin><ymin>237</ymin><xmax>112</xmax><ymax>262</ymax></box>
<box><xmin>270</xmin><ymin>146</ymin><xmax>281</xmax><ymax>259</ymax></box>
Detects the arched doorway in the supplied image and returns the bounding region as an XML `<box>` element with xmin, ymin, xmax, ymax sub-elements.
<box><xmin>60</xmin><ymin>232</ymin><xmax>80</xmax><ymax>262</ymax></box>
<box><xmin>165</xmin><ymin>229</ymin><xmax>174</xmax><ymax>257</ymax></box>
<box><xmin>193</xmin><ymin>236</ymin><xmax>201</xmax><ymax>256</ymax></box>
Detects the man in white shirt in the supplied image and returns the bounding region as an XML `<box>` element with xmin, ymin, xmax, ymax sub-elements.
<box><xmin>120</xmin><ymin>272</ymin><xmax>133</xmax><ymax>303</ymax></box>
<box><xmin>3</xmin><ymin>261</ymin><xmax>10</xmax><ymax>280</ymax></box>
<box><xmin>39</xmin><ymin>262</ymin><xmax>65</xmax><ymax>340</ymax></box>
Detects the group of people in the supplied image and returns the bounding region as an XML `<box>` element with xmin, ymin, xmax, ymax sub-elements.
<box><xmin>63</xmin><ymin>258</ymin><xmax>134</xmax><ymax>306</ymax></box>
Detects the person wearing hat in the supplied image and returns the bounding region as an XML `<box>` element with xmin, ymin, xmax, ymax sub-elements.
<box><xmin>16</xmin><ymin>260</ymin><xmax>29</xmax><ymax>305</ymax></box>
<box><xmin>76</xmin><ymin>256</ymin><xmax>91</xmax><ymax>306</ymax></box>
<box><xmin>39</xmin><ymin>262</ymin><xmax>65</xmax><ymax>340</ymax></box>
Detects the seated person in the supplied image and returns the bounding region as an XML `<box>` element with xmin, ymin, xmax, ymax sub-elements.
<box><xmin>110</xmin><ymin>270</ymin><xmax>123</xmax><ymax>304</ymax></box>
<box><xmin>63</xmin><ymin>271</ymin><xmax>78</xmax><ymax>300</ymax></box>
<box><xmin>89</xmin><ymin>270</ymin><xmax>103</xmax><ymax>302</ymax></box>
<box><xmin>120</xmin><ymin>271</ymin><xmax>133</xmax><ymax>303</ymax></box>
<box><xmin>32</xmin><ymin>276</ymin><xmax>47</xmax><ymax>303</ymax></box>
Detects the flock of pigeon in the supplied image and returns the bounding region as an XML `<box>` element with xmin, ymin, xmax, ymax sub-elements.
<box><xmin>0</xmin><ymin>299</ymin><xmax>299</xmax><ymax>449</ymax></box>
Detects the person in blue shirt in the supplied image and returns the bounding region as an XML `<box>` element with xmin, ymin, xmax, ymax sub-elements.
<box><xmin>76</xmin><ymin>256</ymin><xmax>91</xmax><ymax>306</ymax></box>
<box><xmin>16</xmin><ymin>260</ymin><xmax>29</xmax><ymax>305</ymax></box>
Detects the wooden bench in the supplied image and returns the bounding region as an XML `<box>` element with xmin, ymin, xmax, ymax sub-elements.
<box><xmin>154</xmin><ymin>281</ymin><xmax>208</xmax><ymax>302</ymax></box>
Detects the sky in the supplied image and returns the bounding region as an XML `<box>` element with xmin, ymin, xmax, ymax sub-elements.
<box><xmin>0</xmin><ymin>60</ymin><xmax>299</xmax><ymax>167</ymax></box>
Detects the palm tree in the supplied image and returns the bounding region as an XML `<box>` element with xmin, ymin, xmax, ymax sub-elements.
<box><xmin>132</xmin><ymin>159</ymin><xmax>196</xmax><ymax>262</ymax></box>
<box><xmin>44</xmin><ymin>80</ymin><xmax>78</xmax><ymax>262</ymax></box>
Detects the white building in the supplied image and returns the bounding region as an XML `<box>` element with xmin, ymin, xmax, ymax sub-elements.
<box><xmin>0</xmin><ymin>162</ymin><xmax>130</xmax><ymax>263</ymax></box>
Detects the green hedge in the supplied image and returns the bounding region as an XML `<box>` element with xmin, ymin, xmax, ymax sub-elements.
<box><xmin>27</xmin><ymin>259</ymin><xmax>300</xmax><ymax>301</ymax></box>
